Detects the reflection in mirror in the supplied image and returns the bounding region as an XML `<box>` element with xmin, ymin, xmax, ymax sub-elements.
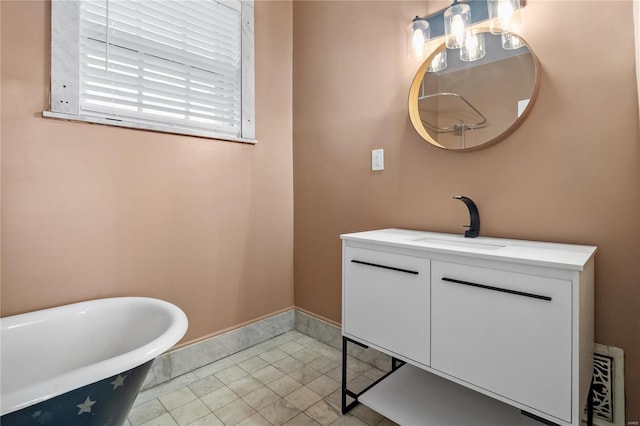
<box><xmin>409</xmin><ymin>31</ymin><xmax>539</xmax><ymax>151</ymax></box>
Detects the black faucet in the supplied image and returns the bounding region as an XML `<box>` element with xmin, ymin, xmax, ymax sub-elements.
<box><xmin>453</xmin><ymin>196</ymin><xmax>480</xmax><ymax>238</ymax></box>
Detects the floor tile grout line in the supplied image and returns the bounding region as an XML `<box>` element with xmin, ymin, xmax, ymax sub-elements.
<box><xmin>132</xmin><ymin>330</ymin><xmax>302</xmax><ymax>408</ymax></box>
<box><xmin>130</xmin><ymin>332</ymin><xmax>394</xmax><ymax>426</ymax></box>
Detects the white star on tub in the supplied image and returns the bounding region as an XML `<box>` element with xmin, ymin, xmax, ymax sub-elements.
<box><xmin>76</xmin><ymin>396</ymin><xmax>96</xmax><ymax>415</ymax></box>
<box><xmin>111</xmin><ymin>374</ymin><xmax>127</xmax><ymax>389</ymax></box>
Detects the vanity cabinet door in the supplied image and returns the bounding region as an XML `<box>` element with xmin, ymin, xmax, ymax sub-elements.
<box><xmin>431</xmin><ymin>260</ymin><xmax>572</xmax><ymax>423</ymax></box>
<box><xmin>343</xmin><ymin>246</ymin><xmax>430</xmax><ymax>366</ymax></box>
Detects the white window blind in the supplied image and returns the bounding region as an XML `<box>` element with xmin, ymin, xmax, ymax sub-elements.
<box><xmin>47</xmin><ymin>0</ymin><xmax>255</xmax><ymax>143</ymax></box>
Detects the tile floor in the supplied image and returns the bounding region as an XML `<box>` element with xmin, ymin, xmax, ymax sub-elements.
<box><xmin>126</xmin><ymin>331</ymin><xmax>398</xmax><ymax>426</ymax></box>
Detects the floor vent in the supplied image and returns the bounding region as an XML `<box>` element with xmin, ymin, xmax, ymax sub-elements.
<box><xmin>585</xmin><ymin>344</ymin><xmax>625</xmax><ymax>426</ymax></box>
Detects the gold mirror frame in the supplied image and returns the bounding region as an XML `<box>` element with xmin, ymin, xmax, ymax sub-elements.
<box><xmin>409</xmin><ymin>30</ymin><xmax>540</xmax><ymax>151</ymax></box>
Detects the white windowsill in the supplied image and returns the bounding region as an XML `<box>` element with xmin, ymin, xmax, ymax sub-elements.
<box><xmin>42</xmin><ymin>111</ymin><xmax>258</xmax><ymax>145</ymax></box>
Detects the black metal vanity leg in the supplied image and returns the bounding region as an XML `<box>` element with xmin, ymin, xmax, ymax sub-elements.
<box><xmin>341</xmin><ymin>336</ymin><xmax>408</xmax><ymax>415</ymax></box>
<box><xmin>341</xmin><ymin>336</ymin><xmax>371</xmax><ymax>414</ymax></box>
<box><xmin>391</xmin><ymin>357</ymin><xmax>405</xmax><ymax>372</ymax></box>
<box><xmin>341</xmin><ymin>336</ymin><xmax>348</xmax><ymax>414</ymax></box>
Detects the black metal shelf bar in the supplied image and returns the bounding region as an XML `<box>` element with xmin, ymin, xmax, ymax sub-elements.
<box><xmin>341</xmin><ymin>336</ymin><xmax>405</xmax><ymax>415</ymax></box>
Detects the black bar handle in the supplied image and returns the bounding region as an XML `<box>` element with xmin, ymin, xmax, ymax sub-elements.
<box><xmin>442</xmin><ymin>277</ymin><xmax>551</xmax><ymax>301</ymax></box>
<box><xmin>350</xmin><ymin>260</ymin><xmax>419</xmax><ymax>275</ymax></box>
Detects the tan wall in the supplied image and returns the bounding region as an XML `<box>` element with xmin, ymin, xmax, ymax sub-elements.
<box><xmin>293</xmin><ymin>1</ymin><xmax>640</xmax><ymax>420</ymax></box>
<box><xmin>0</xmin><ymin>0</ymin><xmax>294</xmax><ymax>346</ymax></box>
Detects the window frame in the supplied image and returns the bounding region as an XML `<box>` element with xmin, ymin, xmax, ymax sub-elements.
<box><xmin>45</xmin><ymin>0</ymin><xmax>256</xmax><ymax>144</ymax></box>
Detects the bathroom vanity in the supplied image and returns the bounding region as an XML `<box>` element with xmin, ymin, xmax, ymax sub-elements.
<box><xmin>341</xmin><ymin>229</ymin><xmax>596</xmax><ymax>426</ymax></box>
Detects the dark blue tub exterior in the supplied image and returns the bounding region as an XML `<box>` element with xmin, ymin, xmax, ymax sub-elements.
<box><xmin>1</xmin><ymin>360</ymin><xmax>153</xmax><ymax>426</ymax></box>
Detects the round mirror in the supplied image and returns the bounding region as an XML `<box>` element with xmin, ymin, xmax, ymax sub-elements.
<box><xmin>409</xmin><ymin>30</ymin><xmax>539</xmax><ymax>151</ymax></box>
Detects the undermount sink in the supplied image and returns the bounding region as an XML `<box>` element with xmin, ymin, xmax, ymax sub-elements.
<box><xmin>411</xmin><ymin>237</ymin><xmax>505</xmax><ymax>251</ymax></box>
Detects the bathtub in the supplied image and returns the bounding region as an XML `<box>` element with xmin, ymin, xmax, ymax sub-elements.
<box><xmin>1</xmin><ymin>297</ymin><xmax>188</xmax><ymax>425</ymax></box>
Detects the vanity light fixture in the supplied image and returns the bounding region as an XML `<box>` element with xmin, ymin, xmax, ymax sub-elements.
<box><xmin>487</xmin><ymin>0</ymin><xmax>522</xmax><ymax>35</ymax></box>
<box><xmin>427</xmin><ymin>50</ymin><xmax>448</xmax><ymax>72</ymax></box>
<box><xmin>460</xmin><ymin>31</ymin><xmax>486</xmax><ymax>61</ymax></box>
<box><xmin>407</xmin><ymin>17</ymin><xmax>431</xmax><ymax>60</ymax></box>
<box><xmin>501</xmin><ymin>32</ymin><xmax>524</xmax><ymax>50</ymax></box>
<box><xmin>444</xmin><ymin>1</ymin><xmax>471</xmax><ymax>49</ymax></box>
<box><xmin>407</xmin><ymin>0</ymin><xmax>525</xmax><ymax>63</ymax></box>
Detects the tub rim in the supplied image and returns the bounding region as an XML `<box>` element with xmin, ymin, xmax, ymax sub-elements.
<box><xmin>0</xmin><ymin>296</ymin><xmax>188</xmax><ymax>416</ymax></box>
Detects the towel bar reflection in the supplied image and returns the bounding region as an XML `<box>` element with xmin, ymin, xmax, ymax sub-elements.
<box><xmin>418</xmin><ymin>91</ymin><xmax>488</xmax><ymax>149</ymax></box>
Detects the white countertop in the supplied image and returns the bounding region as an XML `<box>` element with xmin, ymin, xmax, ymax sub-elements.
<box><xmin>341</xmin><ymin>228</ymin><xmax>597</xmax><ymax>271</ymax></box>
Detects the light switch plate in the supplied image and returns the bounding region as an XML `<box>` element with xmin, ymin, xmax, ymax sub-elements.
<box><xmin>372</xmin><ymin>149</ymin><xmax>384</xmax><ymax>171</ymax></box>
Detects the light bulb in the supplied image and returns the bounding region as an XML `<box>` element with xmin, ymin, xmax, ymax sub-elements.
<box><xmin>444</xmin><ymin>2</ymin><xmax>470</xmax><ymax>49</ymax></box>
<box><xmin>488</xmin><ymin>0</ymin><xmax>522</xmax><ymax>34</ymax></box>
<box><xmin>412</xmin><ymin>30</ymin><xmax>426</xmax><ymax>59</ymax></box>
<box><xmin>460</xmin><ymin>31</ymin><xmax>485</xmax><ymax>62</ymax></box>
<box><xmin>498</xmin><ymin>0</ymin><xmax>514</xmax><ymax>31</ymax></box>
<box><xmin>465</xmin><ymin>32</ymin><xmax>478</xmax><ymax>54</ymax></box>
<box><xmin>406</xmin><ymin>18</ymin><xmax>430</xmax><ymax>60</ymax></box>
<box><xmin>451</xmin><ymin>15</ymin><xmax>466</xmax><ymax>48</ymax></box>
<box><xmin>427</xmin><ymin>50</ymin><xmax>447</xmax><ymax>73</ymax></box>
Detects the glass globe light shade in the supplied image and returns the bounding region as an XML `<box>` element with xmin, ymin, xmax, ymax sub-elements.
<box><xmin>444</xmin><ymin>2</ymin><xmax>470</xmax><ymax>49</ymax></box>
<box><xmin>407</xmin><ymin>17</ymin><xmax>430</xmax><ymax>61</ymax></box>
<box><xmin>460</xmin><ymin>31</ymin><xmax>486</xmax><ymax>62</ymax></box>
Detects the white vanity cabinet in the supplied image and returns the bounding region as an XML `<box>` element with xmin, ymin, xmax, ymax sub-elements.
<box><xmin>341</xmin><ymin>229</ymin><xmax>596</xmax><ymax>426</ymax></box>
<box><xmin>431</xmin><ymin>261</ymin><xmax>573</xmax><ymax>422</ymax></box>
<box><xmin>343</xmin><ymin>246</ymin><xmax>430</xmax><ymax>366</ymax></box>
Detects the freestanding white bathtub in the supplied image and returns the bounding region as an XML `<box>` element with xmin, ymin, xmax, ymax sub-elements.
<box><xmin>1</xmin><ymin>297</ymin><xmax>188</xmax><ymax>425</ymax></box>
